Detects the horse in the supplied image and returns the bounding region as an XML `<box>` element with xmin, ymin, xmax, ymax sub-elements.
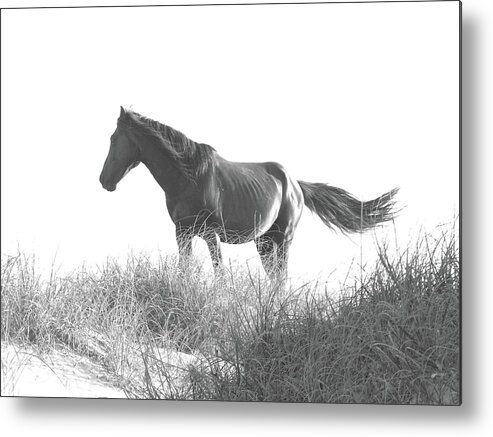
<box><xmin>100</xmin><ymin>107</ymin><xmax>398</xmax><ymax>277</ymax></box>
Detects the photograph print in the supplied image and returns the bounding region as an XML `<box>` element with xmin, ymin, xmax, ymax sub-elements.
<box><xmin>1</xmin><ymin>0</ymin><xmax>461</xmax><ymax>404</ymax></box>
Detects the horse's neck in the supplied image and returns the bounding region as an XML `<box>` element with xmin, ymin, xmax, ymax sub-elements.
<box><xmin>138</xmin><ymin>137</ymin><xmax>190</xmax><ymax>196</ymax></box>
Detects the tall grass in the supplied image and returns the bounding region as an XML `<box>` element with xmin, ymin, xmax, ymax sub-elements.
<box><xmin>1</xmin><ymin>227</ymin><xmax>460</xmax><ymax>404</ymax></box>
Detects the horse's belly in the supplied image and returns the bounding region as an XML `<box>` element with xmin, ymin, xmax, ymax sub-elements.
<box><xmin>219</xmin><ymin>208</ymin><xmax>279</xmax><ymax>243</ymax></box>
<box><xmin>217</xmin><ymin>189</ymin><xmax>281</xmax><ymax>243</ymax></box>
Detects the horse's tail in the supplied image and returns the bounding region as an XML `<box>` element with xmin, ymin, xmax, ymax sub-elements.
<box><xmin>298</xmin><ymin>181</ymin><xmax>399</xmax><ymax>234</ymax></box>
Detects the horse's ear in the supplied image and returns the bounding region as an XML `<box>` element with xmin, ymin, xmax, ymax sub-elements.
<box><xmin>120</xmin><ymin>106</ymin><xmax>126</xmax><ymax>117</ymax></box>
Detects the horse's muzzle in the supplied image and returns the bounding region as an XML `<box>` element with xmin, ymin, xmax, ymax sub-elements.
<box><xmin>102</xmin><ymin>183</ymin><xmax>116</xmax><ymax>192</ymax></box>
<box><xmin>99</xmin><ymin>172</ymin><xmax>116</xmax><ymax>191</ymax></box>
<box><xmin>100</xmin><ymin>178</ymin><xmax>116</xmax><ymax>191</ymax></box>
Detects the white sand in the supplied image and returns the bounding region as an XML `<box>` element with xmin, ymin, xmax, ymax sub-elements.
<box><xmin>1</xmin><ymin>344</ymin><xmax>125</xmax><ymax>398</ymax></box>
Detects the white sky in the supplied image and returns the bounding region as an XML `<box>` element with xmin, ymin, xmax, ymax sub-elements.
<box><xmin>1</xmin><ymin>2</ymin><xmax>460</xmax><ymax>289</ymax></box>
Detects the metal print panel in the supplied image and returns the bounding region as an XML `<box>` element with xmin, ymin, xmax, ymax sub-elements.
<box><xmin>1</xmin><ymin>0</ymin><xmax>461</xmax><ymax>404</ymax></box>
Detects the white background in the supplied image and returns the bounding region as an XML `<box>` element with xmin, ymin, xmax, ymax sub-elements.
<box><xmin>1</xmin><ymin>0</ymin><xmax>490</xmax><ymax>436</ymax></box>
<box><xmin>1</xmin><ymin>0</ymin><xmax>459</xmax><ymax>289</ymax></box>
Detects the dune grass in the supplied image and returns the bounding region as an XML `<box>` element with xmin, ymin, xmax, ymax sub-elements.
<box><xmin>1</xmin><ymin>227</ymin><xmax>460</xmax><ymax>404</ymax></box>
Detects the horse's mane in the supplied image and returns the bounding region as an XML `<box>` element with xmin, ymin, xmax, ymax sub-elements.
<box><xmin>118</xmin><ymin>109</ymin><xmax>217</xmax><ymax>180</ymax></box>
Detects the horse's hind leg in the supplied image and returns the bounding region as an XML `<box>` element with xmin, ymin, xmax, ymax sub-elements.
<box><xmin>255</xmin><ymin>227</ymin><xmax>291</xmax><ymax>279</ymax></box>
<box><xmin>255</xmin><ymin>233</ymin><xmax>277</xmax><ymax>276</ymax></box>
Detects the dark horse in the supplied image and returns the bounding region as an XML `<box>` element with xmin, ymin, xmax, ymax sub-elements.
<box><xmin>100</xmin><ymin>107</ymin><xmax>398</xmax><ymax>276</ymax></box>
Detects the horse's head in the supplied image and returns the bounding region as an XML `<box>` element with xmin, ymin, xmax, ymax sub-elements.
<box><xmin>99</xmin><ymin>107</ymin><xmax>141</xmax><ymax>192</ymax></box>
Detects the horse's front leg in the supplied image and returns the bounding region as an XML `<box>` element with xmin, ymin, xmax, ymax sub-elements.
<box><xmin>204</xmin><ymin>231</ymin><xmax>223</xmax><ymax>273</ymax></box>
<box><xmin>175</xmin><ymin>224</ymin><xmax>194</xmax><ymax>270</ymax></box>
